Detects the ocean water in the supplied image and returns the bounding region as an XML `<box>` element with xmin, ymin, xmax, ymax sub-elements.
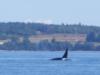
<box><xmin>0</xmin><ymin>51</ymin><xmax>100</xmax><ymax>75</ymax></box>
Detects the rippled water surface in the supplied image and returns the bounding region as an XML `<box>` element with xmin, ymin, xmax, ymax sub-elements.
<box><xmin>0</xmin><ymin>51</ymin><xmax>100</xmax><ymax>75</ymax></box>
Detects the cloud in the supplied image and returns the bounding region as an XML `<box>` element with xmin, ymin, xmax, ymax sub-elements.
<box><xmin>23</xmin><ymin>18</ymin><xmax>53</xmax><ymax>24</ymax></box>
<box><xmin>34</xmin><ymin>19</ymin><xmax>53</xmax><ymax>24</ymax></box>
<box><xmin>24</xmin><ymin>18</ymin><xmax>33</xmax><ymax>23</ymax></box>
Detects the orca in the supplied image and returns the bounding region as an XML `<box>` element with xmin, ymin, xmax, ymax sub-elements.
<box><xmin>51</xmin><ymin>48</ymin><xmax>68</xmax><ymax>60</ymax></box>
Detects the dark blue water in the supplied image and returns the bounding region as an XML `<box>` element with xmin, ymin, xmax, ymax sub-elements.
<box><xmin>0</xmin><ymin>51</ymin><xmax>100</xmax><ymax>75</ymax></box>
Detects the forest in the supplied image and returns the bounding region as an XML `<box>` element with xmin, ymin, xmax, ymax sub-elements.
<box><xmin>0</xmin><ymin>22</ymin><xmax>100</xmax><ymax>51</ymax></box>
<box><xmin>0</xmin><ymin>22</ymin><xmax>100</xmax><ymax>35</ymax></box>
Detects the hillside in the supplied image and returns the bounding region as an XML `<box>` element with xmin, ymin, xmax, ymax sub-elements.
<box><xmin>0</xmin><ymin>22</ymin><xmax>100</xmax><ymax>51</ymax></box>
<box><xmin>0</xmin><ymin>22</ymin><xmax>100</xmax><ymax>36</ymax></box>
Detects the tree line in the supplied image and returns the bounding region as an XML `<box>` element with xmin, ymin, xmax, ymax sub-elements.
<box><xmin>0</xmin><ymin>22</ymin><xmax>100</xmax><ymax>51</ymax></box>
<box><xmin>0</xmin><ymin>22</ymin><xmax>100</xmax><ymax>36</ymax></box>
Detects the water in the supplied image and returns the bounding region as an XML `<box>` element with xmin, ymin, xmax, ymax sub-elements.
<box><xmin>0</xmin><ymin>51</ymin><xmax>100</xmax><ymax>75</ymax></box>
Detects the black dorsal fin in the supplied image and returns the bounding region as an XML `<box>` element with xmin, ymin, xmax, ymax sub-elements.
<box><xmin>62</xmin><ymin>48</ymin><xmax>68</xmax><ymax>58</ymax></box>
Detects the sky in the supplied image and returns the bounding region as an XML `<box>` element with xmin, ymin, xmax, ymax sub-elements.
<box><xmin>0</xmin><ymin>0</ymin><xmax>100</xmax><ymax>26</ymax></box>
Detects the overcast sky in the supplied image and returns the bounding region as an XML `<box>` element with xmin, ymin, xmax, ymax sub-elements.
<box><xmin>0</xmin><ymin>0</ymin><xmax>100</xmax><ymax>26</ymax></box>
